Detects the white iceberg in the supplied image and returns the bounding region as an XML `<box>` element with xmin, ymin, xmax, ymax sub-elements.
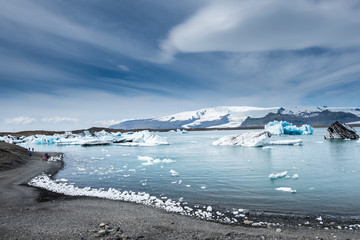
<box><xmin>120</xmin><ymin>131</ymin><xmax>169</xmax><ymax>146</ymax></box>
<box><xmin>265</xmin><ymin>121</ymin><xmax>313</xmax><ymax>135</ymax></box>
<box><xmin>269</xmin><ymin>171</ymin><xmax>288</xmax><ymax>179</ymax></box>
<box><xmin>212</xmin><ymin>131</ymin><xmax>271</xmax><ymax>147</ymax></box>
<box><xmin>275</xmin><ymin>187</ymin><xmax>296</xmax><ymax>193</ymax></box>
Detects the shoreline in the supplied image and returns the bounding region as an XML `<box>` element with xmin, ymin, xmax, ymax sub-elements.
<box><xmin>1</xmin><ymin>123</ymin><xmax>359</xmax><ymax>137</ymax></box>
<box><xmin>0</xmin><ymin>149</ymin><xmax>359</xmax><ymax>239</ymax></box>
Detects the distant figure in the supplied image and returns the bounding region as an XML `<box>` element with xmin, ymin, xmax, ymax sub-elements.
<box><xmin>32</xmin><ymin>148</ymin><xmax>34</xmax><ymax>151</ymax></box>
<box><xmin>44</xmin><ymin>153</ymin><xmax>48</xmax><ymax>161</ymax></box>
<box><xmin>29</xmin><ymin>150</ymin><xmax>31</xmax><ymax>157</ymax></box>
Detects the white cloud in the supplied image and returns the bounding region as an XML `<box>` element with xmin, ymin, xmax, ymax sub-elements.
<box><xmin>41</xmin><ymin>117</ymin><xmax>79</xmax><ymax>124</ymax></box>
<box><xmin>117</xmin><ymin>65</ymin><xmax>130</xmax><ymax>72</ymax></box>
<box><xmin>92</xmin><ymin>120</ymin><xmax>122</xmax><ymax>127</ymax></box>
<box><xmin>160</xmin><ymin>0</ymin><xmax>360</xmax><ymax>61</ymax></box>
<box><xmin>4</xmin><ymin>116</ymin><xmax>36</xmax><ymax>125</ymax></box>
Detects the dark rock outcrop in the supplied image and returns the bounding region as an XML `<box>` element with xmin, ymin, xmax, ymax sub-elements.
<box><xmin>324</xmin><ymin>121</ymin><xmax>359</xmax><ymax>140</ymax></box>
<box><xmin>241</xmin><ymin>110</ymin><xmax>360</xmax><ymax>127</ymax></box>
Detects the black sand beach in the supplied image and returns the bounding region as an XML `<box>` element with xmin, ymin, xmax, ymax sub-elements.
<box><xmin>0</xmin><ymin>142</ymin><xmax>359</xmax><ymax>239</ymax></box>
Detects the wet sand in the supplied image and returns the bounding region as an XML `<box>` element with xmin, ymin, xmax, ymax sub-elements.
<box><xmin>0</xmin><ymin>145</ymin><xmax>359</xmax><ymax>239</ymax></box>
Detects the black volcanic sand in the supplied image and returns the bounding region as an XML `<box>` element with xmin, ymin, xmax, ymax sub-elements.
<box><xmin>0</xmin><ymin>143</ymin><xmax>359</xmax><ymax>239</ymax></box>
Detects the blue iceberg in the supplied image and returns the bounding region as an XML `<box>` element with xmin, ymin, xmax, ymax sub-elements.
<box><xmin>265</xmin><ymin>121</ymin><xmax>313</xmax><ymax>135</ymax></box>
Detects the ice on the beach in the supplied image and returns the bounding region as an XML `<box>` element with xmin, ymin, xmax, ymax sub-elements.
<box><xmin>212</xmin><ymin>131</ymin><xmax>271</xmax><ymax>147</ymax></box>
<box><xmin>265</xmin><ymin>121</ymin><xmax>313</xmax><ymax>135</ymax></box>
<box><xmin>269</xmin><ymin>171</ymin><xmax>288</xmax><ymax>179</ymax></box>
<box><xmin>275</xmin><ymin>187</ymin><xmax>296</xmax><ymax>193</ymax></box>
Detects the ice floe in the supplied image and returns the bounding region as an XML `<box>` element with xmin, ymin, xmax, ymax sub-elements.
<box><xmin>265</xmin><ymin>121</ymin><xmax>313</xmax><ymax>135</ymax></box>
<box><xmin>269</xmin><ymin>171</ymin><xmax>288</xmax><ymax>179</ymax></box>
<box><xmin>269</xmin><ymin>139</ymin><xmax>303</xmax><ymax>146</ymax></box>
<box><xmin>170</xmin><ymin>170</ymin><xmax>179</xmax><ymax>176</ymax></box>
<box><xmin>138</xmin><ymin>156</ymin><xmax>175</xmax><ymax>166</ymax></box>
<box><xmin>275</xmin><ymin>187</ymin><xmax>296</xmax><ymax>193</ymax></box>
<box><xmin>269</xmin><ymin>171</ymin><xmax>299</xmax><ymax>180</ymax></box>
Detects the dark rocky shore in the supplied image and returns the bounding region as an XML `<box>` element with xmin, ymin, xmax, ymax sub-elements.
<box><xmin>0</xmin><ymin>142</ymin><xmax>359</xmax><ymax>239</ymax></box>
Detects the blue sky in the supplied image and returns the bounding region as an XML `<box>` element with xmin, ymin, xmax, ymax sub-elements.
<box><xmin>1</xmin><ymin>0</ymin><xmax>360</xmax><ymax>131</ymax></box>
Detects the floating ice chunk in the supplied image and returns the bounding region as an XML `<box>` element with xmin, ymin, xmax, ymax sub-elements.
<box><xmin>162</xmin><ymin>158</ymin><xmax>176</xmax><ymax>163</ymax></box>
<box><xmin>275</xmin><ymin>187</ymin><xmax>296</xmax><ymax>193</ymax></box>
<box><xmin>201</xmin><ymin>185</ymin><xmax>206</xmax><ymax>189</ymax></box>
<box><xmin>291</xmin><ymin>174</ymin><xmax>299</xmax><ymax>179</ymax></box>
<box><xmin>213</xmin><ymin>131</ymin><xmax>271</xmax><ymax>147</ymax></box>
<box><xmin>269</xmin><ymin>139</ymin><xmax>303</xmax><ymax>145</ymax></box>
<box><xmin>316</xmin><ymin>216</ymin><xmax>322</xmax><ymax>221</ymax></box>
<box><xmin>262</xmin><ymin>146</ymin><xmax>274</xmax><ymax>149</ymax></box>
<box><xmin>186</xmin><ymin>185</ymin><xmax>191</xmax><ymax>187</ymax></box>
<box><xmin>170</xmin><ymin>170</ymin><xmax>179</xmax><ymax>176</ymax></box>
<box><xmin>121</xmin><ymin>131</ymin><xmax>169</xmax><ymax>146</ymax></box>
<box><xmin>206</xmin><ymin>206</ymin><xmax>212</xmax><ymax>212</ymax></box>
<box><xmin>269</xmin><ymin>171</ymin><xmax>288</xmax><ymax>179</ymax></box>
<box><xmin>138</xmin><ymin>156</ymin><xmax>153</xmax><ymax>161</ymax></box>
<box><xmin>265</xmin><ymin>121</ymin><xmax>313</xmax><ymax>135</ymax></box>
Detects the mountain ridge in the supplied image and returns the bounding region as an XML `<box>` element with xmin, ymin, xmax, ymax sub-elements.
<box><xmin>109</xmin><ymin>106</ymin><xmax>360</xmax><ymax>130</ymax></box>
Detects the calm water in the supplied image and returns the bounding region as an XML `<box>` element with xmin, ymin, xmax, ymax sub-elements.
<box><xmin>31</xmin><ymin>128</ymin><xmax>360</xmax><ymax>217</ymax></box>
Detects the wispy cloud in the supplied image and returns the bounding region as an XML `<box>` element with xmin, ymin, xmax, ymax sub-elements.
<box><xmin>160</xmin><ymin>0</ymin><xmax>360</xmax><ymax>61</ymax></box>
<box><xmin>117</xmin><ymin>65</ymin><xmax>130</xmax><ymax>72</ymax></box>
<box><xmin>92</xmin><ymin>120</ymin><xmax>122</xmax><ymax>127</ymax></box>
<box><xmin>4</xmin><ymin>116</ymin><xmax>36</xmax><ymax>125</ymax></box>
<box><xmin>42</xmin><ymin>117</ymin><xmax>79</xmax><ymax>124</ymax></box>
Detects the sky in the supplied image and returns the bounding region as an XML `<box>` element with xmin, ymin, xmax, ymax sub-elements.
<box><xmin>1</xmin><ymin>0</ymin><xmax>360</xmax><ymax>131</ymax></box>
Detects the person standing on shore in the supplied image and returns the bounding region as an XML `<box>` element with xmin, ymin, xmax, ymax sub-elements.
<box><xmin>44</xmin><ymin>153</ymin><xmax>48</xmax><ymax>161</ymax></box>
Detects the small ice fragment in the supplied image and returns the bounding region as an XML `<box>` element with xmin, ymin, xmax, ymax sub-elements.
<box><xmin>275</xmin><ymin>187</ymin><xmax>296</xmax><ymax>193</ymax></box>
<box><xmin>106</xmin><ymin>154</ymin><xmax>111</xmax><ymax>157</ymax></box>
<box><xmin>316</xmin><ymin>216</ymin><xmax>322</xmax><ymax>221</ymax></box>
<box><xmin>138</xmin><ymin>156</ymin><xmax>153</xmax><ymax>161</ymax></box>
<box><xmin>206</xmin><ymin>206</ymin><xmax>212</xmax><ymax>212</ymax></box>
<box><xmin>186</xmin><ymin>185</ymin><xmax>191</xmax><ymax>187</ymax></box>
<box><xmin>269</xmin><ymin>171</ymin><xmax>288</xmax><ymax>179</ymax></box>
<box><xmin>201</xmin><ymin>186</ymin><xmax>206</xmax><ymax>189</ymax></box>
<box><xmin>170</xmin><ymin>170</ymin><xmax>179</xmax><ymax>176</ymax></box>
<box><xmin>291</xmin><ymin>174</ymin><xmax>299</xmax><ymax>179</ymax></box>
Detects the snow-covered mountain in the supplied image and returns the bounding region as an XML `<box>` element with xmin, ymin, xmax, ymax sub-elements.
<box><xmin>109</xmin><ymin>106</ymin><xmax>360</xmax><ymax>130</ymax></box>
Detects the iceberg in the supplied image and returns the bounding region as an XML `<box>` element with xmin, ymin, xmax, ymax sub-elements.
<box><xmin>269</xmin><ymin>171</ymin><xmax>288</xmax><ymax>179</ymax></box>
<box><xmin>212</xmin><ymin>131</ymin><xmax>271</xmax><ymax>147</ymax></box>
<box><xmin>1</xmin><ymin>130</ymin><xmax>167</xmax><ymax>147</ymax></box>
<box><xmin>265</xmin><ymin>121</ymin><xmax>313</xmax><ymax>135</ymax></box>
<box><xmin>119</xmin><ymin>131</ymin><xmax>169</xmax><ymax>146</ymax></box>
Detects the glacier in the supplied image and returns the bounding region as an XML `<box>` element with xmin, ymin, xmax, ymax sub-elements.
<box><xmin>265</xmin><ymin>121</ymin><xmax>313</xmax><ymax>135</ymax></box>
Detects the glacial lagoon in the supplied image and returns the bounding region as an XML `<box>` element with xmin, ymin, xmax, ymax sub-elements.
<box><xmin>26</xmin><ymin>128</ymin><xmax>360</xmax><ymax>222</ymax></box>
